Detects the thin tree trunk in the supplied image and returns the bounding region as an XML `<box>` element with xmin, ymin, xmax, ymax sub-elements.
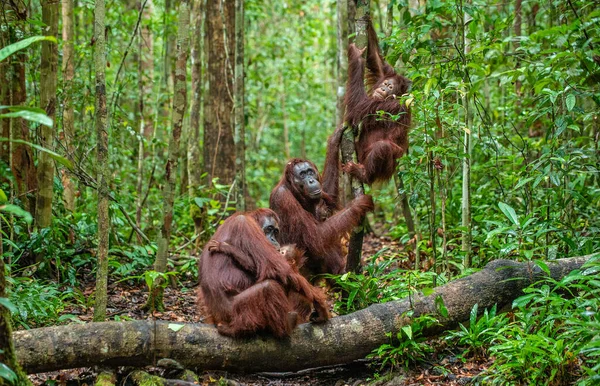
<box><xmin>514</xmin><ymin>0</ymin><xmax>522</xmax><ymax>105</ymax></box>
<box><xmin>460</xmin><ymin>1</ymin><xmax>472</xmax><ymax>267</ymax></box>
<box><xmin>234</xmin><ymin>0</ymin><xmax>246</xmax><ymax>211</ymax></box>
<box><xmin>146</xmin><ymin>0</ymin><xmax>190</xmax><ymax>312</ymax></box>
<box><xmin>343</xmin><ymin>0</ymin><xmax>369</xmax><ymax>273</ymax></box>
<box><xmin>37</xmin><ymin>0</ymin><xmax>59</xmax><ymax>228</ymax></box>
<box><xmin>281</xmin><ymin>80</ymin><xmax>291</xmax><ymax>159</ymax></box>
<box><xmin>135</xmin><ymin>0</ymin><xmax>155</xmax><ymax>233</ymax></box>
<box><xmin>188</xmin><ymin>0</ymin><xmax>205</xmax><ymax>248</ymax></box>
<box><xmin>203</xmin><ymin>0</ymin><xmax>235</xmax><ymax>187</ymax></box>
<box><xmin>93</xmin><ymin>0</ymin><xmax>110</xmax><ymax>322</ymax></box>
<box><xmin>61</xmin><ymin>0</ymin><xmax>76</xmax><ymax>213</ymax></box>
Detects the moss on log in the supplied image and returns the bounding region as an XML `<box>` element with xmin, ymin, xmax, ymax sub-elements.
<box><xmin>14</xmin><ymin>256</ymin><xmax>592</xmax><ymax>374</ymax></box>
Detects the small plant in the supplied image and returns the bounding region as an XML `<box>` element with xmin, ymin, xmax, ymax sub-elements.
<box><xmin>369</xmin><ymin>313</ymin><xmax>438</xmax><ymax>370</ymax></box>
<box><xmin>445</xmin><ymin>304</ymin><xmax>508</xmax><ymax>359</ymax></box>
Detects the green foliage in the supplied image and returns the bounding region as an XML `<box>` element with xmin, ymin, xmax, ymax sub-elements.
<box><xmin>326</xmin><ymin>249</ymin><xmax>443</xmax><ymax>315</ymax></box>
<box><xmin>369</xmin><ymin>313</ymin><xmax>438</xmax><ymax>370</ymax></box>
<box><xmin>7</xmin><ymin>278</ymin><xmax>74</xmax><ymax>329</ymax></box>
<box><xmin>0</xmin><ymin>35</ymin><xmax>57</xmax><ymax>62</ymax></box>
<box><xmin>445</xmin><ymin>304</ymin><xmax>508</xmax><ymax>358</ymax></box>
<box><xmin>478</xmin><ymin>255</ymin><xmax>600</xmax><ymax>385</ymax></box>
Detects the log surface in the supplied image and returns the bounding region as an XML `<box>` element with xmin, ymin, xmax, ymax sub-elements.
<box><xmin>14</xmin><ymin>256</ymin><xmax>593</xmax><ymax>373</ymax></box>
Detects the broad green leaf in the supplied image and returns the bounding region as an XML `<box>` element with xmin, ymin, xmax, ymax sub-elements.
<box><xmin>0</xmin><ymin>204</ymin><xmax>32</xmax><ymax>224</ymax></box>
<box><xmin>0</xmin><ymin>363</ymin><xmax>17</xmax><ymax>384</ymax></box>
<box><xmin>0</xmin><ymin>138</ymin><xmax>72</xmax><ymax>170</ymax></box>
<box><xmin>401</xmin><ymin>325</ymin><xmax>413</xmax><ymax>340</ymax></box>
<box><xmin>168</xmin><ymin>323</ymin><xmax>185</xmax><ymax>332</ymax></box>
<box><xmin>0</xmin><ymin>110</ymin><xmax>53</xmax><ymax>127</ymax></box>
<box><xmin>566</xmin><ymin>94</ymin><xmax>575</xmax><ymax>112</ymax></box>
<box><xmin>534</xmin><ymin>260</ymin><xmax>551</xmax><ymax>275</ymax></box>
<box><xmin>0</xmin><ymin>297</ymin><xmax>17</xmax><ymax>314</ymax></box>
<box><xmin>0</xmin><ymin>36</ymin><xmax>57</xmax><ymax>62</ymax></box>
<box><xmin>0</xmin><ymin>189</ymin><xmax>6</xmax><ymax>204</ymax></box>
<box><xmin>498</xmin><ymin>202</ymin><xmax>519</xmax><ymax>227</ymax></box>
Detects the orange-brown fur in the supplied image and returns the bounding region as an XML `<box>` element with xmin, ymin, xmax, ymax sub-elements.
<box><xmin>198</xmin><ymin>209</ymin><xmax>328</xmax><ymax>338</ymax></box>
<box><xmin>343</xmin><ymin>16</ymin><xmax>411</xmax><ymax>185</ymax></box>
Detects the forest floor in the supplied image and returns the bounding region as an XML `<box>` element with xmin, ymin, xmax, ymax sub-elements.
<box><xmin>27</xmin><ymin>234</ymin><xmax>491</xmax><ymax>386</ymax></box>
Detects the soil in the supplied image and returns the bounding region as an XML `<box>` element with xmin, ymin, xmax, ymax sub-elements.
<box><xmin>26</xmin><ymin>234</ymin><xmax>490</xmax><ymax>386</ymax></box>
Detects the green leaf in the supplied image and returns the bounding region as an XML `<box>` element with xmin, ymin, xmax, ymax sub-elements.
<box><xmin>0</xmin><ymin>204</ymin><xmax>32</xmax><ymax>224</ymax></box>
<box><xmin>0</xmin><ymin>109</ymin><xmax>53</xmax><ymax>127</ymax></box>
<box><xmin>534</xmin><ymin>260</ymin><xmax>551</xmax><ymax>275</ymax></box>
<box><xmin>0</xmin><ymin>297</ymin><xmax>17</xmax><ymax>314</ymax></box>
<box><xmin>498</xmin><ymin>202</ymin><xmax>519</xmax><ymax>227</ymax></box>
<box><xmin>0</xmin><ymin>363</ymin><xmax>17</xmax><ymax>384</ymax></box>
<box><xmin>0</xmin><ymin>189</ymin><xmax>7</xmax><ymax>204</ymax></box>
<box><xmin>0</xmin><ymin>36</ymin><xmax>57</xmax><ymax>62</ymax></box>
<box><xmin>401</xmin><ymin>325</ymin><xmax>413</xmax><ymax>340</ymax></box>
<box><xmin>565</xmin><ymin>94</ymin><xmax>575</xmax><ymax>112</ymax></box>
<box><xmin>0</xmin><ymin>138</ymin><xmax>72</xmax><ymax>170</ymax></box>
<box><xmin>168</xmin><ymin>323</ymin><xmax>185</xmax><ymax>332</ymax></box>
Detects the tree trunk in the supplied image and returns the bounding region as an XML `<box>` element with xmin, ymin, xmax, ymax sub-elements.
<box><xmin>203</xmin><ymin>0</ymin><xmax>235</xmax><ymax>187</ymax></box>
<box><xmin>93</xmin><ymin>0</ymin><xmax>110</xmax><ymax>322</ymax></box>
<box><xmin>146</xmin><ymin>0</ymin><xmax>190</xmax><ymax>312</ymax></box>
<box><xmin>5</xmin><ymin>1</ymin><xmax>37</xmax><ymax>215</ymax></box>
<box><xmin>188</xmin><ymin>0</ymin><xmax>205</xmax><ymax>247</ymax></box>
<box><xmin>460</xmin><ymin>1</ymin><xmax>472</xmax><ymax>267</ymax></box>
<box><xmin>61</xmin><ymin>0</ymin><xmax>76</xmax><ymax>213</ymax></box>
<box><xmin>343</xmin><ymin>0</ymin><xmax>369</xmax><ymax>273</ymax></box>
<box><xmin>37</xmin><ymin>0</ymin><xmax>59</xmax><ymax>228</ymax></box>
<box><xmin>233</xmin><ymin>0</ymin><xmax>246</xmax><ymax>211</ymax></box>
<box><xmin>13</xmin><ymin>255</ymin><xmax>593</xmax><ymax>374</ymax></box>
<box><xmin>135</xmin><ymin>0</ymin><xmax>155</xmax><ymax>233</ymax></box>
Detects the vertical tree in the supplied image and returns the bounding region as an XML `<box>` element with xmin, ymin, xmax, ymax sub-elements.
<box><xmin>188</xmin><ymin>0</ymin><xmax>205</xmax><ymax>246</ymax></box>
<box><xmin>135</xmin><ymin>0</ymin><xmax>155</xmax><ymax>232</ymax></box>
<box><xmin>93</xmin><ymin>0</ymin><xmax>110</xmax><ymax>322</ymax></box>
<box><xmin>234</xmin><ymin>0</ymin><xmax>246</xmax><ymax>211</ymax></box>
<box><xmin>37</xmin><ymin>0</ymin><xmax>59</xmax><ymax>228</ymax></box>
<box><xmin>61</xmin><ymin>0</ymin><xmax>76</xmax><ymax>212</ymax></box>
<box><xmin>342</xmin><ymin>0</ymin><xmax>369</xmax><ymax>273</ymax></box>
<box><xmin>146</xmin><ymin>0</ymin><xmax>190</xmax><ymax>311</ymax></box>
<box><xmin>459</xmin><ymin>0</ymin><xmax>472</xmax><ymax>267</ymax></box>
<box><xmin>5</xmin><ymin>2</ymin><xmax>36</xmax><ymax>215</ymax></box>
<box><xmin>204</xmin><ymin>0</ymin><xmax>235</xmax><ymax>187</ymax></box>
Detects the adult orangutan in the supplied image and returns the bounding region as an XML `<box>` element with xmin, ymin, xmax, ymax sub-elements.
<box><xmin>343</xmin><ymin>16</ymin><xmax>411</xmax><ymax>185</ymax></box>
<box><xmin>270</xmin><ymin>126</ymin><xmax>375</xmax><ymax>275</ymax></box>
<box><xmin>198</xmin><ymin>209</ymin><xmax>329</xmax><ymax>338</ymax></box>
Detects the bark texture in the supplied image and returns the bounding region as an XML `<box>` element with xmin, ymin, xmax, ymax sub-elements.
<box><xmin>61</xmin><ymin>0</ymin><xmax>76</xmax><ymax>212</ymax></box>
<box><xmin>93</xmin><ymin>0</ymin><xmax>109</xmax><ymax>322</ymax></box>
<box><xmin>37</xmin><ymin>0</ymin><xmax>60</xmax><ymax>228</ymax></box>
<box><xmin>14</xmin><ymin>256</ymin><xmax>591</xmax><ymax>374</ymax></box>
<box><xmin>203</xmin><ymin>0</ymin><xmax>235</xmax><ymax>186</ymax></box>
<box><xmin>342</xmin><ymin>1</ymin><xmax>369</xmax><ymax>273</ymax></box>
<box><xmin>233</xmin><ymin>0</ymin><xmax>246</xmax><ymax>211</ymax></box>
<box><xmin>147</xmin><ymin>0</ymin><xmax>190</xmax><ymax>311</ymax></box>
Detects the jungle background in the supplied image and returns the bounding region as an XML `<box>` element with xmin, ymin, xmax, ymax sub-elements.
<box><xmin>0</xmin><ymin>0</ymin><xmax>599</xmax><ymax>385</ymax></box>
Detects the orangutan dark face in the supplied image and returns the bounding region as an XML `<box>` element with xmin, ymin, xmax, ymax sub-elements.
<box><xmin>292</xmin><ymin>162</ymin><xmax>322</xmax><ymax>200</ymax></box>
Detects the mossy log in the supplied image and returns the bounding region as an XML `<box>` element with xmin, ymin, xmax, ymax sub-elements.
<box><xmin>14</xmin><ymin>256</ymin><xmax>592</xmax><ymax>374</ymax></box>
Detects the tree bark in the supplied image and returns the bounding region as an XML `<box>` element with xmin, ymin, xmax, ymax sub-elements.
<box><xmin>203</xmin><ymin>0</ymin><xmax>235</xmax><ymax>187</ymax></box>
<box><xmin>37</xmin><ymin>0</ymin><xmax>60</xmax><ymax>228</ymax></box>
<box><xmin>233</xmin><ymin>0</ymin><xmax>246</xmax><ymax>211</ymax></box>
<box><xmin>460</xmin><ymin>1</ymin><xmax>472</xmax><ymax>267</ymax></box>
<box><xmin>93</xmin><ymin>0</ymin><xmax>110</xmax><ymax>322</ymax></box>
<box><xmin>188</xmin><ymin>0</ymin><xmax>205</xmax><ymax>247</ymax></box>
<box><xmin>146</xmin><ymin>0</ymin><xmax>190</xmax><ymax>312</ymax></box>
<box><xmin>135</xmin><ymin>0</ymin><xmax>155</xmax><ymax>233</ymax></box>
<box><xmin>14</xmin><ymin>255</ymin><xmax>593</xmax><ymax>374</ymax></box>
<box><xmin>61</xmin><ymin>0</ymin><xmax>76</xmax><ymax>213</ymax></box>
<box><xmin>5</xmin><ymin>1</ymin><xmax>37</xmax><ymax>215</ymax></box>
<box><xmin>343</xmin><ymin>1</ymin><xmax>369</xmax><ymax>273</ymax></box>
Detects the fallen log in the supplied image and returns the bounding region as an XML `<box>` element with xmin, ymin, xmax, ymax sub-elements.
<box><xmin>14</xmin><ymin>255</ymin><xmax>593</xmax><ymax>374</ymax></box>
